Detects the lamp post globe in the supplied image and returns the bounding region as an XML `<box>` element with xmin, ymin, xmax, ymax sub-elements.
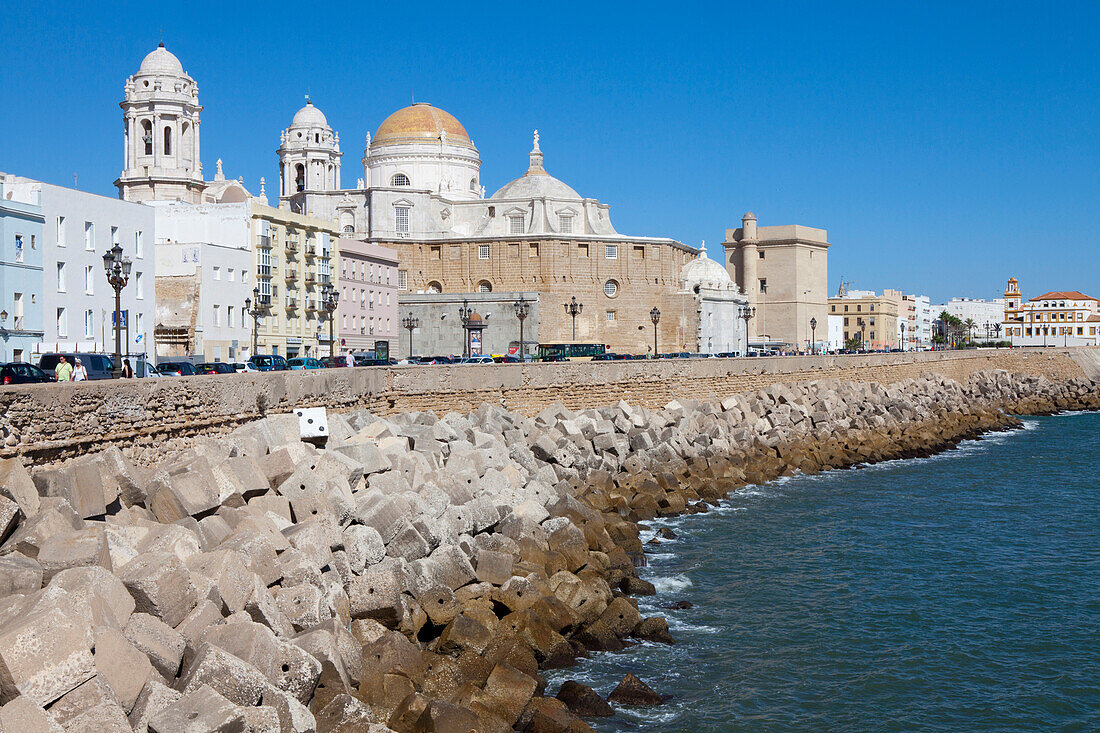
<box><xmin>321</xmin><ymin>283</ymin><xmax>338</xmax><ymax>358</ymax></box>
<box><xmin>809</xmin><ymin>317</ymin><xmax>818</xmax><ymax>355</ymax></box>
<box><xmin>245</xmin><ymin>285</ymin><xmax>266</xmax><ymax>358</ymax></box>
<box><xmin>402</xmin><ymin>312</ymin><xmax>420</xmax><ymax>359</ymax></box>
<box><xmin>458</xmin><ymin>299</ymin><xmax>473</xmax><ymax>358</ymax></box>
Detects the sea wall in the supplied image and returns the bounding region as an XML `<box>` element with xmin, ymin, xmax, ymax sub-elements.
<box><xmin>0</xmin><ymin>348</ymin><xmax>1093</xmax><ymax>463</ymax></box>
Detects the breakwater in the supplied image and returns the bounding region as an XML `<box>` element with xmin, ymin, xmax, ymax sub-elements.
<box><xmin>0</xmin><ymin>369</ymin><xmax>1094</xmax><ymax>731</ymax></box>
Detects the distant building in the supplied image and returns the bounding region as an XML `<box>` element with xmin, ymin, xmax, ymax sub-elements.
<box><xmin>1002</xmin><ymin>277</ymin><xmax>1100</xmax><ymax>346</ymax></box>
<box><xmin>828</xmin><ymin>290</ymin><xmax>899</xmax><ymax>349</ymax></box>
<box><xmin>397</xmin><ymin>292</ymin><xmax>540</xmax><ymax>359</ymax></box>
<box><xmin>336</xmin><ymin>238</ymin><xmax>399</xmax><ymax>354</ymax></box>
<box><xmin>723</xmin><ymin>212</ymin><xmax>829</xmax><ymax>351</ymax></box>
<box><xmin>932</xmin><ymin>297</ymin><xmax>1006</xmax><ymax>340</ymax></box>
<box><xmin>680</xmin><ymin>250</ymin><xmax>749</xmax><ymax>354</ymax></box>
<box><xmin>901</xmin><ymin>294</ymin><xmax>932</xmax><ymax>349</ymax></box>
<box><xmin>0</xmin><ymin>178</ymin><xmax>44</xmax><ymax>362</ymax></box>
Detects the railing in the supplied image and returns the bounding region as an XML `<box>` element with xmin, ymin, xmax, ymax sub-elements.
<box><xmin>285</xmin><ymin>297</ymin><xmax>297</xmax><ymax>309</ymax></box>
<box><xmin>305</xmin><ymin>272</ymin><xmax>316</xmax><ymax>283</ymax></box>
<box><xmin>257</xmin><ymin>235</ymin><xmax>271</xmax><ymax>249</ymax></box>
<box><xmin>13</xmin><ymin>317</ymin><xmax>24</xmax><ymax>331</ymax></box>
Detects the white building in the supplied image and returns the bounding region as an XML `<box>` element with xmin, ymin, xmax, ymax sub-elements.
<box><xmin>932</xmin><ymin>297</ymin><xmax>1006</xmax><ymax>340</ymax></box>
<box><xmin>1002</xmin><ymin>278</ymin><xmax>1100</xmax><ymax>346</ymax></box>
<box><xmin>679</xmin><ymin>250</ymin><xmax>748</xmax><ymax>354</ymax></box>
<box><xmin>827</xmin><ymin>314</ymin><xmax>844</xmax><ymax>352</ymax></box>
<box><xmin>2</xmin><ymin>175</ymin><xmax>156</xmax><ymax>360</ymax></box>
<box><xmin>151</xmin><ymin>201</ymin><xmax>253</xmax><ymax>360</ymax></box>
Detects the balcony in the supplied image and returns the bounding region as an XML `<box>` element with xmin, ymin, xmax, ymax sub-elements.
<box><xmin>284</xmin><ymin>269</ymin><xmax>296</xmax><ymax>282</ymax></box>
<box><xmin>305</xmin><ymin>271</ymin><xmax>316</xmax><ymax>283</ymax></box>
<box><xmin>285</xmin><ymin>296</ymin><xmax>298</xmax><ymax>310</ymax></box>
<box><xmin>257</xmin><ymin>235</ymin><xmax>271</xmax><ymax>249</ymax></box>
<box><xmin>306</xmin><ymin>300</ymin><xmax>318</xmax><ymax>312</ymax></box>
<box><xmin>285</xmin><ymin>239</ymin><xmax>298</xmax><ymax>254</ymax></box>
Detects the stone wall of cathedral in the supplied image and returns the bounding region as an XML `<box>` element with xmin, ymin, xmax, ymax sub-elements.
<box><xmin>384</xmin><ymin>237</ymin><xmax>698</xmax><ymax>354</ymax></box>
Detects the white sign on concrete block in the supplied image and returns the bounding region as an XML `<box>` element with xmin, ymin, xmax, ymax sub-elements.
<box><xmin>296</xmin><ymin>407</ymin><xmax>329</xmax><ymax>440</ymax></box>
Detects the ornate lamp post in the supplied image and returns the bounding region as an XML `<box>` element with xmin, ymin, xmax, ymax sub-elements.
<box><xmin>810</xmin><ymin>317</ymin><xmax>818</xmax><ymax>355</ymax></box>
<box><xmin>102</xmin><ymin>243</ymin><xmax>132</xmax><ymax>378</ymax></box>
<box><xmin>900</xmin><ymin>320</ymin><xmax>906</xmax><ymax>351</ymax></box>
<box><xmin>244</xmin><ymin>286</ymin><xmax>266</xmax><ymax>358</ymax></box>
<box><xmin>320</xmin><ymin>282</ymin><xmax>339</xmax><ymax>358</ymax></box>
<box><xmin>514</xmin><ymin>297</ymin><xmax>530</xmax><ymax>359</ymax></box>
<box><xmin>564</xmin><ymin>296</ymin><xmax>582</xmax><ymax>341</ymax></box>
<box><xmin>738</xmin><ymin>305</ymin><xmax>756</xmax><ymax>356</ymax></box>
<box><xmin>402</xmin><ymin>313</ymin><xmax>420</xmax><ymax>359</ymax></box>
<box><xmin>649</xmin><ymin>307</ymin><xmax>661</xmax><ymax>358</ymax></box>
<box><xmin>458</xmin><ymin>299</ymin><xmax>473</xmax><ymax>358</ymax></box>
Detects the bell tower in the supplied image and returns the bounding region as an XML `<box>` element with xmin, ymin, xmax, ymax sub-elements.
<box><xmin>115</xmin><ymin>43</ymin><xmax>205</xmax><ymax>203</ymax></box>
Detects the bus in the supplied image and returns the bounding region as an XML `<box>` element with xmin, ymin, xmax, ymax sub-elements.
<box><xmin>536</xmin><ymin>342</ymin><xmax>608</xmax><ymax>362</ymax></box>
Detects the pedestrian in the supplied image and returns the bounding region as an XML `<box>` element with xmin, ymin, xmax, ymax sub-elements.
<box><xmin>54</xmin><ymin>355</ymin><xmax>73</xmax><ymax>382</ymax></box>
<box><xmin>345</xmin><ymin>350</ymin><xmax>354</xmax><ymax>368</ymax></box>
<box><xmin>121</xmin><ymin>359</ymin><xmax>134</xmax><ymax>378</ymax></box>
<box><xmin>72</xmin><ymin>357</ymin><xmax>88</xmax><ymax>382</ymax></box>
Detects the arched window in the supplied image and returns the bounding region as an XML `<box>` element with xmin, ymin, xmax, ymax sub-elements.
<box><xmin>295</xmin><ymin>164</ymin><xmax>305</xmax><ymax>192</ymax></box>
<box><xmin>426</xmin><ymin>281</ymin><xmax>442</xmax><ymax>294</ymax></box>
<box><xmin>391</xmin><ymin>173</ymin><xmax>410</xmax><ymax>187</ymax></box>
<box><xmin>141</xmin><ymin>120</ymin><xmax>153</xmax><ymax>156</ymax></box>
<box><xmin>477</xmin><ymin>281</ymin><xmax>492</xmax><ymax>293</ymax></box>
<box><xmin>470</xmin><ymin>178</ymin><xmax>478</xmax><ymax>192</ymax></box>
<box><xmin>342</xmin><ymin>225</ymin><xmax>354</xmax><ymax>234</ymax></box>
<box><xmin>315</xmin><ymin>133</ymin><xmax>320</xmax><ymax>143</ymax></box>
<box><xmin>163</xmin><ymin>126</ymin><xmax>172</xmax><ymax>156</ymax></box>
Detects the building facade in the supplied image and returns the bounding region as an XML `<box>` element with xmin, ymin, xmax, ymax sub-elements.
<box><xmin>152</xmin><ymin>201</ymin><xmax>253</xmax><ymax>360</ymax></box>
<box><xmin>397</xmin><ymin>292</ymin><xmax>540</xmax><ymax>359</ymax></box>
<box><xmin>828</xmin><ymin>291</ymin><xmax>899</xmax><ymax>349</ymax></box>
<box><xmin>1002</xmin><ymin>278</ymin><xmax>1100</xmax><ymax>346</ymax></box>
<box><xmin>0</xmin><ymin>177</ymin><xmax>45</xmax><ymax>362</ymax></box>
<box><xmin>900</xmin><ymin>293</ymin><xmax>932</xmax><ymax>349</ymax></box>
<box><xmin>679</xmin><ymin>251</ymin><xmax>749</xmax><ymax>354</ymax></box>
<box><xmin>4</xmin><ymin>175</ymin><xmax>156</xmax><ymax>360</ymax></box>
<box><xmin>932</xmin><ymin>297</ymin><xmax>1006</xmax><ymax>340</ymax></box>
<box><xmin>336</xmin><ymin>237</ymin><xmax>399</xmax><ymax>353</ymax></box>
<box><xmin>723</xmin><ymin>212</ymin><xmax>829</xmax><ymax>351</ymax></box>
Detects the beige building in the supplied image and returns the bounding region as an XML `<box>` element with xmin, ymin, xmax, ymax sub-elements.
<box><xmin>828</xmin><ymin>292</ymin><xmax>899</xmax><ymax>350</ymax></box>
<box><xmin>723</xmin><ymin>213</ymin><xmax>829</xmax><ymax>351</ymax></box>
<box><xmin>1003</xmin><ymin>277</ymin><xmax>1100</xmax><ymax>346</ymax></box>
<box><xmin>250</xmin><ymin>202</ymin><xmax>340</xmax><ymax>359</ymax></box>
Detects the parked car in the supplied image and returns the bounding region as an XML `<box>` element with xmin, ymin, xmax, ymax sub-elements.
<box><xmin>423</xmin><ymin>355</ymin><xmax>457</xmax><ymax>365</ymax></box>
<box><xmin>39</xmin><ymin>353</ymin><xmax>115</xmax><ymax>380</ymax></box>
<box><xmin>591</xmin><ymin>353</ymin><xmax>616</xmax><ymax>361</ymax></box>
<box><xmin>248</xmin><ymin>355</ymin><xmax>289</xmax><ymax>372</ymax></box>
<box><xmin>460</xmin><ymin>355</ymin><xmax>495</xmax><ymax>364</ymax></box>
<box><xmin>157</xmin><ymin>361</ymin><xmax>198</xmax><ymax>376</ymax></box>
<box><xmin>320</xmin><ymin>356</ymin><xmax>347</xmax><ymax>368</ymax></box>
<box><xmin>196</xmin><ymin>362</ymin><xmax>235</xmax><ymax>375</ymax></box>
<box><xmin>133</xmin><ymin>359</ymin><xmax>161</xmax><ymax>377</ymax></box>
<box><xmin>230</xmin><ymin>362</ymin><xmax>259</xmax><ymax>373</ymax></box>
<box><xmin>287</xmin><ymin>357</ymin><xmax>322</xmax><ymax>370</ymax></box>
<box><xmin>1</xmin><ymin>363</ymin><xmax>53</xmax><ymax>385</ymax></box>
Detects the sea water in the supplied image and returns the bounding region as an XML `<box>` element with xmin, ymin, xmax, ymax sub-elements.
<box><xmin>549</xmin><ymin>413</ymin><xmax>1100</xmax><ymax>732</ymax></box>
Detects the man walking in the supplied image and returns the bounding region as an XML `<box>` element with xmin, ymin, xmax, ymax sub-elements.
<box><xmin>345</xmin><ymin>350</ymin><xmax>354</xmax><ymax>368</ymax></box>
<box><xmin>55</xmin><ymin>355</ymin><xmax>73</xmax><ymax>382</ymax></box>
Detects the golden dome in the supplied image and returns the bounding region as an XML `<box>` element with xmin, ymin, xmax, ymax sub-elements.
<box><xmin>373</xmin><ymin>103</ymin><xmax>474</xmax><ymax>148</ymax></box>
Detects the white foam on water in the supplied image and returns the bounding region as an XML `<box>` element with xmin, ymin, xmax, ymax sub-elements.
<box><xmin>643</xmin><ymin>552</ymin><xmax>676</xmax><ymax>563</ymax></box>
<box><xmin>650</xmin><ymin>574</ymin><xmax>693</xmax><ymax>593</ymax></box>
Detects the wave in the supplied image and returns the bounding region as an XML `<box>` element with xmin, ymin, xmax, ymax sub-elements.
<box><xmin>650</xmin><ymin>574</ymin><xmax>694</xmax><ymax>593</ymax></box>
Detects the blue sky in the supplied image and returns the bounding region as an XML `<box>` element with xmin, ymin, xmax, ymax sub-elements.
<box><xmin>2</xmin><ymin>1</ymin><xmax>1096</xmax><ymax>303</ymax></box>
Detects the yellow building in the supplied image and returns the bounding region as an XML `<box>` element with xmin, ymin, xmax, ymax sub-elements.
<box><xmin>250</xmin><ymin>202</ymin><xmax>340</xmax><ymax>359</ymax></box>
<box><xmin>1003</xmin><ymin>277</ymin><xmax>1100</xmax><ymax>346</ymax></box>
<box><xmin>828</xmin><ymin>292</ymin><xmax>899</xmax><ymax>350</ymax></box>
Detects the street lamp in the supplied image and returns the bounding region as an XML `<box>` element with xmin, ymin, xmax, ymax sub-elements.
<box><xmin>514</xmin><ymin>297</ymin><xmax>530</xmax><ymax>359</ymax></box>
<box><xmin>810</xmin><ymin>317</ymin><xmax>818</xmax><ymax>355</ymax></box>
<box><xmin>320</xmin><ymin>282</ymin><xmax>339</xmax><ymax>358</ymax></box>
<box><xmin>564</xmin><ymin>296</ymin><xmax>582</xmax><ymax>341</ymax></box>
<box><xmin>738</xmin><ymin>305</ymin><xmax>756</xmax><ymax>356</ymax></box>
<box><xmin>245</xmin><ymin>286</ymin><xmax>266</xmax><ymax>358</ymax></box>
<box><xmin>402</xmin><ymin>312</ymin><xmax>420</xmax><ymax>359</ymax></box>
<box><xmin>649</xmin><ymin>307</ymin><xmax>661</xmax><ymax>358</ymax></box>
<box><xmin>102</xmin><ymin>242</ymin><xmax>132</xmax><ymax>378</ymax></box>
<box><xmin>458</xmin><ymin>299</ymin><xmax>473</xmax><ymax>358</ymax></box>
<box><xmin>900</xmin><ymin>321</ymin><xmax>906</xmax><ymax>352</ymax></box>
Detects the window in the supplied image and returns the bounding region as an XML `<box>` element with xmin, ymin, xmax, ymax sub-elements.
<box><xmin>426</xmin><ymin>281</ymin><xmax>442</xmax><ymax>294</ymax></box>
<box><xmin>759</xmin><ymin>278</ymin><xmax>767</xmax><ymax>293</ymax></box>
<box><xmin>606</xmin><ymin>310</ymin><xmax>616</xmax><ymax>321</ymax></box>
<box><xmin>57</xmin><ymin>216</ymin><xmax>66</xmax><ymax>246</ymax></box>
<box><xmin>430</xmin><ymin>246</ymin><xmax>442</xmax><ymax>260</ymax></box>
<box><xmin>509</xmin><ymin>216</ymin><xmax>524</xmax><ymax>234</ymax></box>
<box><xmin>605</xmin><ymin>244</ymin><xmax>618</xmax><ymax>260</ymax></box>
<box><xmin>57</xmin><ymin>308</ymin><xmax>67</xmax><ymax>338</ymax></box>
<box><xmin>136</xmin><ymin>313</ymin><xmax>144</xmax><ymax>336</ymax></box>
<box><xmin>135</xmin><ymin>272</ymin><xmax>144</xmax><ymax>299</ymax></box>
<box><xmin>398</xmin><ymin>271</ymin><xmax>407</xmax><ymax>290</ymax></box>
<box><xmin>559</xmin><ymin>215</ymin><xmax>573</xmax><ymax>233</ymax></box>
<box><xmin>213</xmin><ymin>266</ymin><xmax>221</xmax><ymax>281</ymax></box>
<box><xmin>369</xmin><ymin>292</ymin><xmax>374</xmax><ymax>310</ymax></box>
<box><xmin>470</xmin><ymin>178</ymin><xmax>478</xmax><ymax>192</ymax></box>
<box><xmin>135</xmin><ymin>231</ymin><xmax>144</xmax><ymax>258</ymax></box>
<box><xmin>579</xmin><ymin>243</ymin><xmax>589</xmax><ymax>257</ymax></box>
<box><xmin>759</xmin><ymin>250</ymin><xmax>765</xmax><ymax>259</ymax></box>
<box><xmin>164</xmin><ymin>125</ymin><xmax>172</xmax><ymax>156</ymax></box>
<box><xmin>228</xmin><ymin>306</ymin><xmax>235</xmax><ymax>328</ymax></box>
<box><xmin>213</xmin><ymin>305</ymin><xmax>221</xmax><ymax>327</ymax></box>
<box><xmin>111</xmin><ymin>226</ymin><xmax>119</xmax><ymax>248</ymax></box>
<box><xmin>604</xmin><ymin>280</ymin><xmax>618</xmax><ymax>297</ymax></box>
<box><xmin>391</xmin><ymin>173</ymin><xmax>410</xmax><ymax>187</ymax></box>
<box><xmin>634</xmin><ymin>245</ymin><xmax>645</xmax><ymax>259</ymax></box>
<box><xmin>84</xmin><ymin>222</ymin><xmax>94</xmax><ymax>251</ymax></box>
<box><xmin>529</xmin><ymin>243</ymin><xmax>539</xmax><ymax>258</ymax></box>
<box><xmin>56</xmin><ymin>262</ymin><xmax>66</xmax><ymax>292</ymax></box>
<box><xmin>395</xmin><ymin>206</ymin><xmax>409</xmax><ymax>234</ymax></box>
<box><xmin>84</xmin><ymin>309</ymin><xmax>94</xmax><ymax>339</ymax></box>
<box><xmin>142</xmin><ymin>120</ymin><xmax>153</xmax><ymax>155</ymax></box>
<box><xmin>478</xmin><ymin>245</ymin><xmax>490</xmax><ymax>260</ymax></box>
<box><xmin>84</xmin><ymin>265</ymin><xmax>94</xmax><ymax>294</ymax></box>
<box><xmin>14</xmin><ymin>235</ymin><xmax>23</xmax><ymax>263</ymax></box>
<box><xmin>477</xmin><ymin>281</ymin><xmax>492</xmax><ymax>293</ymax></box>
<box><xmin>343</xmin><ymin>225</ymin><xmax>354</xmax><ymax>234</ymax></box>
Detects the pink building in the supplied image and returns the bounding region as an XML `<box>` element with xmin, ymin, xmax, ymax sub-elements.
<box><xmin>336</xmin><ymin>238</ymin><xmax>399</xmax><ymax>355</ymax></box>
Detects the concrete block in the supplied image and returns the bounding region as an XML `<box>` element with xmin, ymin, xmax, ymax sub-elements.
<box><xmin>353</xmin><ymin>494</ymin><xmax>412</xmax><ymax>543</ymax></box>
<box><xmin>94</xmin><ymin>627</ymin><xmax>154</xmax><ymax>712</ymax></box>
<box><xmin>0</xmin><ymin>552</ymin><xmax>42</xmax><ymax>596</ymax></box>
<box><xmin>0</xmin><ymin>602</ymin><xmax>94</xmax><ymax>705</ymax></box>
<box><xmin>128</xmin><ymin>679</ymin><xmax>182</xmax><ymax>733</ymax></box>
<box><xmin>296</xmin><ymin>407</ymin><xmax>330</xmax><ymax>441</ymax></box>
<box><xmin>428</xmin><ymin>544</ymin><xmax>476</xmax><ymax>590</ymax></box>
<box><xmin>0</xmin><ymin>695</ymin><xmax>64</xmax><ymax>732</ymax></box>
<box><xmin>260</xmin><ymin>682</ymin><xmax>318</xmax><ymax>733</ymax></box>
<box><xmin>147</xmin><ymin>684</ymin><xmax>248</xmax><ymax>732</ymax></box>
<box><xmin>244</xmin><ymin>575</ymin><xmax>295</xmax><ymax>638</ymax></box>
<box><xmin>315</xmin><ymin>693</ymin><xmax>375</xmax><ymax>732</ymax></box>
<box><xmin>147</xmin><ymin>460</ymin><xmax>221</xmax><ymax>523</ymax></box>
<box><xmin>475</xmin><ymin>550</ymin><xmax>514</xmax><ymax>586</ymax></box>
<box><xmin>384</xmin><ymin>522</ymin><xmax>429</xmax><ymax>561</ymax></box>
<box><xmin>124</xmin><ymin>612</ymin><xmax>186</xmax><ymax>680</ymax></box>
<box><xmin>332</xmin><ymin>442</ymin><xmax>391</xmax><ymax>478</ymax></box>
<box><xmin>343</xmin><ymin>525</ymin><xmax>385</xmax><ymax>573</ymax></box>
<box><xmin>36</xmin><ymin>528</ymin><xmax>112</xmax><ymax>583</ymax></box>
<box><xmin>347</xmin><ymin>562</ymin><xmax>407</xmax><ymax>625</ymax></box>
<box><xmin>179</xmin><ymin>643</ymin><xmax>268</xmax><ymax>706</ymax></box>
<box><xmin>276</xmin><ymin>583</ymin><xmax>328</xmax><ymax>632</ymax></box>
<box><xmin>0</xmin><ymin>495</ymin><xmax>20</xmax><ymax>545</ymax></box>
<box><xmin>2</xmin><ymin>497</ymin><xmax>83</xmax><ymax>559</ymax></box>
<box><xmin>0</xmin><ymin>457</ymin><xmax>40</xmax><ymax>519</ymax></box>
<box><xmin>118</xmin><ymin>552</ymin><xmax>199</xmax><ymax>628</ymax></box>
<box><xmin>49</xmin><ymin>565</ymin><xmax>135</xmax><ymax>629</ymax></box>
<box><xmin>43</xmin><ymin>674</ymin><xmax>119</xmax><ymax>726</ymax></box>
<box><xmin>186</xmin><ymin>550</ymin><xmax>256</xmax><ymax>615</ymax></box>
<box><xmin>217</xmin><ymin>529</ymin><xmax>282</xmax><ymax>586</ymax></box>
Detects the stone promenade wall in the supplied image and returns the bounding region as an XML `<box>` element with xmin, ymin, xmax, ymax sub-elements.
<box><xmin>0</xmin><ymin>348</ymin><xmax>1093</xmax><ymax>462</ymax></box>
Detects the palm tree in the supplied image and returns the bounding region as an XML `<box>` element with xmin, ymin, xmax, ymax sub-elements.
<box><xmin>963</xmin><ymin>318</ymin><xmax>977</xmax><ymax>345</ymax></box>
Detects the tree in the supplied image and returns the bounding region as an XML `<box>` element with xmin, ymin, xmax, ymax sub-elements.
<box><xmin>963</xmin><ymin>318</ymin><xmax>977</xmax><ymax>344</ymax></box>
<box><xmin>844</xmin><ymin>337</ymin><xmax>863</xmax><ymax>351</ymax></box>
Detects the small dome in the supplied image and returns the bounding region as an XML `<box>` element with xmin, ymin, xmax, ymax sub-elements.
<box><xmin>681</xmin><ymin>249</ymin><xmax>734</xmax><ymax>289</ymax></box>
<box><xmin>373</xmin><ymin>103</ymin><xmax>473</xmax><ymax>148</ymax></box>
<box><xmin>491</xmin><ymin>173</ymin><xmax>581</xmax><ymax>200</ymax></box>
<box><xmin>138</xmin><ymin>43</ymin><xmax>184</xmax><ymax>76</ymax></box>
<box><xmin>291</xmin><ymin>100</ymin><xmax>329</xmax><ymax>128</ymax></box>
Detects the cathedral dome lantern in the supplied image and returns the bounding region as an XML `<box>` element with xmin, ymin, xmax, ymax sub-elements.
<box><xmin>491</xmin><ymin>131</ymin><xmax>582</xmax><ymax>200</ymax></box>
<box><xmin>138</xmin><ymin>43</ymin><xmax>185</xmax><ymax>76</ymax></box>
<box><xmin>278</xmin><ymin>98</ymin><xmax>342</xmax><ymax>197</ymax></box>
<box><xmin>364</xmin><ymin>102</ymin><xmax>481</xmax><ymax>201</ymax></box>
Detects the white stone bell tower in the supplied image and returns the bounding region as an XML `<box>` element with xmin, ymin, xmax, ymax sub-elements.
<box><xmin>115</xmin><ymin>43</ymin><xmax>205</xmax><ymax>203</ymax></box>
<box><xmin>277</xmin><ymin>98</ymin><xmax>342</xmax><ymax>199</ymax></box>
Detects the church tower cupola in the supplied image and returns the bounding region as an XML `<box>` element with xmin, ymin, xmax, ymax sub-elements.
<box><xmin>277</xmin><ymin>98</ymin><xmax>342</xmax><ymax>199</ymax></box>
<box><xmin>115</xmin><ymin>43</ymin><xmax>205</xmax><ymax>203</ymax></box>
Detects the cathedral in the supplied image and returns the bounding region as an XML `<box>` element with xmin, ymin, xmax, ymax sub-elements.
<box><xmin>116</xmin><ymin>43</ymin><xmax>758</xmax><ymax>356</ymax></box>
